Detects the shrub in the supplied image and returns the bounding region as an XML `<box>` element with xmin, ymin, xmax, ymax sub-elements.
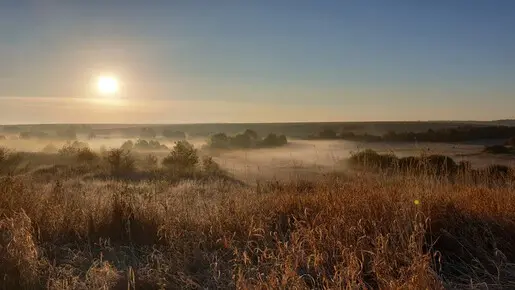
<box><xmin>349</xmin><ymin>149</ymin><xmax>398</xmax><ymax>170</ymax></box>
<box><xmin>58</xmin><ymin>141</ymin><xmax>89</xmax><ymax>156</ymax></box>
<box><xmin>485</xmin><ymin>164</ymin><xmax>512</xmax><ymax>179</ymax></box>
<box><xmin>142</xmin><ymin>154</ymin><xmax>158</xmax><ymax>170</ymax></box>
<box><xmin>420</xmin><ymin>154</ymin><xmax>457</xmax><ymax>175</ymax></box>
<box><xmin>484</xmin><ymin>145</ymin><xmax>512</xmax><ymax>154</ymax></box>
<box><xmin>209</xmin><ymin>133</ymin><xmax>230</xmax><ymax>149</ymax></box>
<box><xmin>319</xmin><ymin>128</ymin><xmax>337</xmax><ymax>139</ymax></box>
<box><xmin>104</xmin><ymin>149</ymin><xmax>136</xmax><ymax>175</ymax></box>
<box><xmin>243</xmin><ymin>129</ymin><xmax>258</xmax><ymax>139</ymax></box>
<box><xmin>0</xmin><ymin>147</ymin><xmax>23</xmax><ymax>175</ymax></box>
<box><xmin>260</xmin><ymin>133</ymin><xmax>288</xmax><ymax>147</ymax></box>
<box><xmin>457</xmin><ymin>160</ymin><xmax>472</xmax><ymax>173</ymax></box>
<box><xmin>231</xmin><ymin>133</ymin><xmax>253</xmax><ymax>148</ymax></box>
<box><xmin>397</xmin><ymin>156</ymin><xmax>421</xmax><ymax>172</ymax></box>
<box><xmin>162</xmin><ymin>141</ymin><xmax>199</xmax><ymax>174</ymax></box>
<box><xmin>76</xmin><ymin>147</ymin><xmax>99</xmax><ymax>165</ymax></box>
<box><xmin>132</xmin><ymin>139</ymin><xmax>168</xmax><ymax>151</ymax></box>
<box><xmin>121</xmin><ymin>140</ymin><xmax>134</xmax><ymax>151</ymax></box>
<box><xmin>202</xmin><ymin>155</ymin><xmax>222</xmax><ymax>175</ymax></box>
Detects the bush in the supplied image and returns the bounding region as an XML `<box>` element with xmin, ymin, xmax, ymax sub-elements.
<box><xmin>260</xmin><ymin>133</ymin><xmax>288</xmax><ymax>147</ymax></box>
<box><xmin>350</xmin><ymin>150</ymin><xmax>459</xmax><ymax>176</ymax></box>
<box><xmin>142</xmin><ymin>154</ymin><xmax>158</xmax><ymax>170</ymax></box>
<box><xmin>349</xmin><ymin>149</ymin><xmax>398</xmax><ymax>170</ymax></box>
<box><xmin>0</xmin><ymin>147</ymin><xmax>23</xmax><ymax>175</ymax></box>
<box><xmin>162</xmin><ymin>141</ymin><xmax>199</xmax><ymax>174</ymax></box>
<box><xmin>420</xmin><ymin>154</ymin><xmax>457</xmax><ymax>175</ymax></box>
<box><xmin>484</xmin><ymin>164</ymin><xmax>512</xmax><ymax>179</ymax></box>
<box><xmin>121</xmin><ymin>140</ymin><xmax>134</xmax><ymax>151</ymax></box>
<box><xmin>484</xmin><ymin>145</ymin><xmax>512</xmax><ymax>154</ymax></box>
<box><xmin>209</xmin><ymin>133</ymin><xmax>230</xmax><ymax>149</ymax></box>
<box><xmin>76</xmin><ymin>147</ymin><xmax>99</xmax><ymax>165</ymax></box>
<box><xmin>208</xmin><ymin>131</ymin><xmax>288</xmax><ymax>150</ymax></box>
<box><xmin>58</xmin><ymin>141</ymin><xmax>89</xmax><ymax>156</ymax></box>
<box><xmin>132</xmin><ymin>139</ymin><xmax>168</xmax><ymax>151</ymax></box>
<box><xmin>243</xmin><ymin>129</ymin><xmax>258</xmax><ymax>139</ymax></box>
<box><xmin>231</xmin><ymin>133</ymin><xmax>253</xmax><ymax>148</ymax></box>
<box><xmin>202</xmin><ymin>156</ymin><xmax>222</xmax><ymax>175</ymax></box>
<box><xmin>319</xmin><ymin>128</ymin><xmax>337</xmax><ymax>139</ymax></box>
<box><xmin>104</xmin><ymin>149</ymin><xmax>136</xmax><ymax>175</ymax></box>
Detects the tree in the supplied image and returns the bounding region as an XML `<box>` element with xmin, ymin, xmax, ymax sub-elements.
<box><xmin>104</xmin><ymin>148</ymin><xmax>135</xmax><ymax>174</ymax></box>
<box><xmin>243</xmin><ymin>129</ymin><xmax>259</xmax><ymax>140</ymax></box>
<box><xmin>231</xmin><ymin>133</ymin><xmax>252</xmax><ymax>148</ymax></box>
<box><xmin>76</xmin><ymin>147</ymin><xmax>98</xmax><ymax>165</ymax></box>
<box><xmin>162</xmin><ymin>141</ymin><xmax>199</xmax><ymax>173</ymax></box>
<box><xmin>209</xmin><ymin>133</ymin><xmax>230</xmax><ymax>149</ymax></box>
<box><xmin>121</xmin><ymin>140</ymin><xmax>134</xmax><ymax>151</ymax></box>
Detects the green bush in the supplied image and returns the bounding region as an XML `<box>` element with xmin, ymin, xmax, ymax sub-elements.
<box><xmin>162</xmin><ymin>141</ymin><xmax>199</xmax><ymax>174</ymax></box>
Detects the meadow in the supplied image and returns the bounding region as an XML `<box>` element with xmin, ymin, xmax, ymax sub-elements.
<box><xmin>1</xmin><ymin>125</ymin><xmax>515</xmax><ymax>289</ymax></box>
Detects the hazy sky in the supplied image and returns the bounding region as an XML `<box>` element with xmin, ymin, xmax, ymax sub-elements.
<box><xmin>1</xmin><ymin>0</ymin><xmax>515</xmax><ymax>124</ymax></box>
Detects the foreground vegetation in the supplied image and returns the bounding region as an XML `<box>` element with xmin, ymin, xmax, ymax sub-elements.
<box><xmin>2</xmin><ymin>144</ymin><xmax>515</xmax><ymax>288</ymax></box>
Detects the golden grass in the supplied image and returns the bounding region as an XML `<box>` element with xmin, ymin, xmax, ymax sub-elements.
<box><xmin>1</xmin><ymin>170</ymin><xmax>515</xmax><ymax>289</ymax></box>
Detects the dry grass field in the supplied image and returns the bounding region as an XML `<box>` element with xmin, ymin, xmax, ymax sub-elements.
<box><xmin>1</xmin><ymin>140</ymin><xmax>515</xmax><ymax>289</ymax></box>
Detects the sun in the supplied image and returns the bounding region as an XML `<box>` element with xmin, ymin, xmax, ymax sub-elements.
<box><xmin>96</xmin><ymin>76</ymin><xmax>119</xmax><ymax>95</ymax></box>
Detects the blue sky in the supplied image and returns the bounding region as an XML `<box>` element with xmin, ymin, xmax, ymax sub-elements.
<box><xmin>1</xmin><ymin>0</ymin><xmax>515</xmax><ymax>123</ymax></box>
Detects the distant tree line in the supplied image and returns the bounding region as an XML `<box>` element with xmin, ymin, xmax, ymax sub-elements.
<box><xmin>121</xmin><ymin>139</ymin><xmax>169</xmax><ymax>151</ymax></box>
<box><xmin>309</xmin><ymin>126</ymin><xmax>515</xmax><ymax>143</ymax></box>
<box><xmin>208</xmin><ymin>129</ymin><xmax>288</xmax><ymax>149</ymax></box>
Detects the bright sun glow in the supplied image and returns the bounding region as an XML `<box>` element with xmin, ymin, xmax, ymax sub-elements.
<box><xmin>96</xmin><ymin>76</ymin><xmax>119</xmax><ymax>95</ymax></box>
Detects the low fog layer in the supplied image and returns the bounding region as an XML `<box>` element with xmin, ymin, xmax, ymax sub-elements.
<box><xmin>1</xmin><ymin>136</ymin><xmax>514</xmax><ymax>181</ymax></box>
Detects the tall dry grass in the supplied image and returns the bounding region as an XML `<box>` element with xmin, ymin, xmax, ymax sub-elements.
<box><xmin>1</xmin><ymin>168</ymin><xmax>515</xmax><ymax>289</ymax></box>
